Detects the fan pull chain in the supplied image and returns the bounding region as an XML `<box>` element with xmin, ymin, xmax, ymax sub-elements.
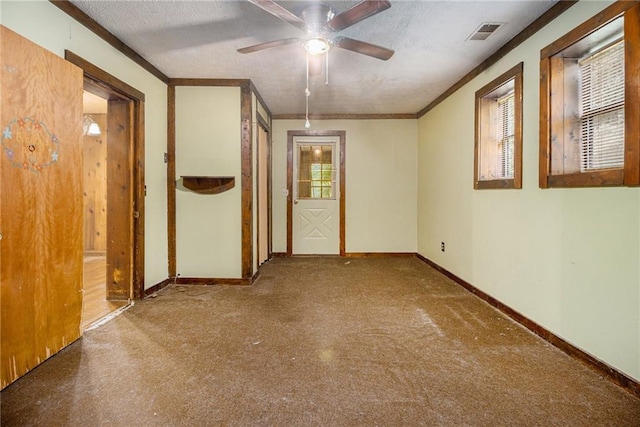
<box><xmin>325</xmin><ymin>50</ymin><xmax>329</xmax><ymax>85</ymax></box>
<box><xmin>305</xmin><ymin>51</ymin><xmax>311</xmax><ymax>128</ymax></box>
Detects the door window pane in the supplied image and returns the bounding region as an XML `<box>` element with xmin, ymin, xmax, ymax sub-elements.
<box><xmin>297</xmin><ymin>144</ymin><xmax>336</xmax><ymax>199</ymax></box>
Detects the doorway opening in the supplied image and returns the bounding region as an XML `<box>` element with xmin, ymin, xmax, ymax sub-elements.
<box><xmin>287</xmin><ymin>130</ymin><xmax>346</xmax><ymax>256</ymax></box>
<box><xmin>257</xmin><ymin>119</ymin><xmax>270</xmax><ymax>266</ymax></box>
<box><xmin>81</xmin><ymin>90</ymin><xmax>127</xmax><ymax>328</ymax></box>
<box><xmin>66</xmin><ymin>50</ymin><xmax>147</xmax><ymax>312</ymax></box>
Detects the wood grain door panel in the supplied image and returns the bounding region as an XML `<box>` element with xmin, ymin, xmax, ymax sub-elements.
<box><xmin>1</xmin><ymin>26</ymin><xmax>84</xmax><ymax>389</ymax></box>
<box><xmin>106</xmin><ymin>100</ymin><xmax>133</xmax><ymax>300</ymax></box>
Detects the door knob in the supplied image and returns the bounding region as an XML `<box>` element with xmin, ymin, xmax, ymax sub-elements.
<box><xmin>294</xmin><ymin>200</ymin><xmax>298</xmax><ymax>204</ymax></box>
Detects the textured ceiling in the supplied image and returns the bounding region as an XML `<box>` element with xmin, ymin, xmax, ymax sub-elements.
<box><xmin>71</xmin><ymin>0</ymin><xmax>559</xmax><ymax>115</ymax></box>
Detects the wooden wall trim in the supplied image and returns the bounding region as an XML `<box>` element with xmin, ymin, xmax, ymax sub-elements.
<box><xmin>250</xmin><ymin>81</ymin><xmax>273</xmax><ymax>119</ymax></box>
<box><xmin>286</xmin><ymin>130</ymin><xmax>346</xmax><ymax>256</ymax></box>
<box><xmin>169</xmin><ymin>78</ymin><xmax>251</xmax><ymax>87</ymax></box>
<box><xmin>143</xmin><ymin>278</ymin><xmax>171</xmax><ymax>297</ymax></box>
<box><xmin>65</xmin><ymin>50</ymin><xmax>146</xmax><ymax>101</ymax></box>
<box><xmin>167</xmin><ymin>84</ymin><xmax>177</xmax><ymax>278</ymax></box>
<box><xmin>176</xmin><ymin>277</ymin><xmax>253</xmax><ymax>286</ymax></box>
<box><xmin>54</xmin><ymin>0</ymin><xmax>579</xmax><ymax>120</ymax></box>
<box><xmin>624</xmin><ymin>2</ymin><xmax>640</xmax><ymax>186</ymax></box>
<box><xmin>133</xmin><ymin>102</ymin><xmax>146</xmax><ymax>299</ymax></box>
<box><xmin>52</xmin><ymin>1</ymin><xmax>169</xmax><ymax>84</ymax></box>
<box><xmin>256</xmin><ymin>113</ymin><xmax>273</xmax><ymax>261</ymax></box>
<box><xmin>273</xmin><ymin>252</ymin><xmax>419</xmax><ymax>258</ymax></box>
<box><xmin>241</xmin><ymin>86</ymin><xmax>254</xmax><ymax>278</ymax></box>
<box><xmin>256</xmin><ymin>113</ymin><xmax>270</xmax><ymax>132</ymax></box>
<box><xmin>338</xmin><ymin>131</ymin><xmax>346</xmax><ymax>257</ymax></box>
<box><xmin>267</xmin><ymin>126</ymin><xmax>273</xmax><ymax>260</ymax></box>
<box><xmin>415</xmin><ymin>253</ymin><xmax>640</xmax><ymax>399</ymax></box>
<box><xmin>286</xmin><ymin>135</ymin><xmax>293</xmax><ymax>255</ymax></box>
<box><xmin>417</xmin><ymin>0</ymin><xmax>578</xmax><ymax>118</ymax></box>
<box><xmin>273</xmin><ymin>113</ymin><xmax>417</xmax><ymax>120</ymax></box>
<box><xmin>540</xmin><ymin>1</ymin><xmax>638</xmax><ymax>59</ymax></box>
<box><xmin>345</xmin><ymin>252</ymin><xmax>415</xmax><ymax>258</ymax></box>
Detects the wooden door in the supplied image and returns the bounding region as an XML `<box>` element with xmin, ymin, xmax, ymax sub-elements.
<box><xmin>1</xmin><ymin>26</ymin><xmax>84</xmax><ymax>389</ymax></box>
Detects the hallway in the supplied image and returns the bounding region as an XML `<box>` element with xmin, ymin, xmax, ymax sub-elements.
<box><xmin>2</xmin><ymin>257</ymin><xmax>639</xmax><ymax>425</ymax></box>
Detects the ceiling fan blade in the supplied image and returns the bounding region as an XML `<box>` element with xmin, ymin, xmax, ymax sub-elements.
<box><xmin>237</xmin><ymin>38</ymin><xmax>301</xmax><ymax>54</ymax></box>
<box><xmin>326</xmin><ymin>0</ymin><xmax>391</xmax><ymax>32</ymax></box>
<box><xmin>246</xmin><ymin>0</ymin><xmax>308</xmax><ymax>33</ymax></box>
<box><xmin>333</xmin><ymin>37</ymin><xmax>394</xmax><ymax>60</ymax></box>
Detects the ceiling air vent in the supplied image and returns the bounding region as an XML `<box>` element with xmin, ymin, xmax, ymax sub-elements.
<box><xmin>467</xmin><ymin>23</ymin><xmax>503</xmax><ymax>41</ymax></box>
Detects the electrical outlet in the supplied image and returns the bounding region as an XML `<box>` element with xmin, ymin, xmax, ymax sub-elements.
<box><xmin>441</xmin><ymin>242</ymin><xmax>445</xmax><ymax>252</ymax></box>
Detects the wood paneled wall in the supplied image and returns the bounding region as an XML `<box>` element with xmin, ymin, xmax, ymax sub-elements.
<box><xmin>83</xmin><ymin>114</ymin><xmax>107</xmax><ymax>253</ymax></box>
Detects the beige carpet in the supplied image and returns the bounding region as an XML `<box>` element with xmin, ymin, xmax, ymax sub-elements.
<box><xmin>2</xmin><ymin>256</ymin><xmax>639</xmax><ymax>426</ymax></box>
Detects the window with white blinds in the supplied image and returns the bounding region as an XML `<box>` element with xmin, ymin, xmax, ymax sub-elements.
<box><xmin>540</xmin><ymin>3</ymin><xmax>639</xmax><ymax>188</ymax></box>
<box><xmin>474</xmin><ymin>62</ymin><xmax>522</xmax><ymax>189</ymax></box>
<box><xmin>579</xmin><ymin>40</ymin><xmax>625</xmax><ymax>171</ymax></box>
<box><xmin>497</xmin><ymin>93</ymin><xmax>515</xmax><ymax>179</ymax></box>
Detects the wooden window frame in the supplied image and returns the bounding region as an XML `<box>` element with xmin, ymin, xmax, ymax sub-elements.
<box><xmin>539</xmin><ymin>1</ymin><xmax>640</xmax><ymax>188</ymax></box>
<box><xmin>474</xmin><ymin>62</ymin><xmax>523</xmax><ymax>189</ymax></box>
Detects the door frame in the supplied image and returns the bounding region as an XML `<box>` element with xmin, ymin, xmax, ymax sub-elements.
<box><xmin>257</xmin><ymin>113</ymin><xmax>272</xmax><ymax>264</ymax></box>
<box><xmin>287</xmin><ymin>130</ymin><xmax>345</xmax><ymax>256</ymax></box>
<box><xmin>65</xmin><ymin>51</ymin><xmax>146</xmax><ymax>299</ymax></box>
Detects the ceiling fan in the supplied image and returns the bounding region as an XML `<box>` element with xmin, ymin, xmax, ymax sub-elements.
<box><xmin>237</xmin><ymin>0</ymin><xmax>394</xmax><ymax>61</ymax></box>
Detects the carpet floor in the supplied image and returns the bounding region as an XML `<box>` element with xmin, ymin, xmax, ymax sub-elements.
<box><xmin>1</xmin><ymin>257</ymin><xmax>639</xmax><ymax>426</ymax></box>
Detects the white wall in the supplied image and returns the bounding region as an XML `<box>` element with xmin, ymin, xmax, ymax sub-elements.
<box><xmin>175</xmin><ymin>86</ymin><xmax>242</xmax><ymax>278</ymax></box>
<box><xmin>1</xmin><ymin>0</ymin><xmax>168</xmax><ymax>289</ymax></box>
<box><xmin>417</xmin><ymin>0</ymin><xmax>640</xmax><ymax>381</ymax></box>
<box><xmin>273</xmin><ymin>119</ymin><xmax>418</xmax><ymax>253</ymax></box>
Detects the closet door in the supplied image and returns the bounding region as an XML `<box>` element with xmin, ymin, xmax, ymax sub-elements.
<box><xmin>1</xmin><ymin>26</ymin><xmax>84</xmax><ymax>389</ymax></box>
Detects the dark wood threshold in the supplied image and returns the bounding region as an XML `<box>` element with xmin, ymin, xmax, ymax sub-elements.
<box><xmin>144</xmin><ymin>278</ymin><xmax>171</xmax><ymax>298</ymax></box>
<box><xmin>415</xmin><ymin>253</ymin><xmax>640</xmax><ymax>399</ymax></box>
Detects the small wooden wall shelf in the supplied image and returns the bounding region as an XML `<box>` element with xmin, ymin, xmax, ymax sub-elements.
<box><xmin>179</xmin><ymin>176</ymin><xmax>235</xmax><ymax>195</ymax></box>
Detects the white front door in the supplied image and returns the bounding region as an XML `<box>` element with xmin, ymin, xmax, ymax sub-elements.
<box><xmin>293</xmin><ymin>138</ymin><xmax>339</xmax><ymax>254</ymax></box>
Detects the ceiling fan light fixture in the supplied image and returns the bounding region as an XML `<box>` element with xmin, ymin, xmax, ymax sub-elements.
<box><xmin>304</xmin><ymin>37</ymin><xmax>330</xmax><ymax>55</ymax></box>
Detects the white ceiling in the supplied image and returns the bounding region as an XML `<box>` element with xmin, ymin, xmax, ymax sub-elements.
<box><xmin>70</xmin><ymin>0</ymin><xmax>559</xmax><ymax>116</ymax></box>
